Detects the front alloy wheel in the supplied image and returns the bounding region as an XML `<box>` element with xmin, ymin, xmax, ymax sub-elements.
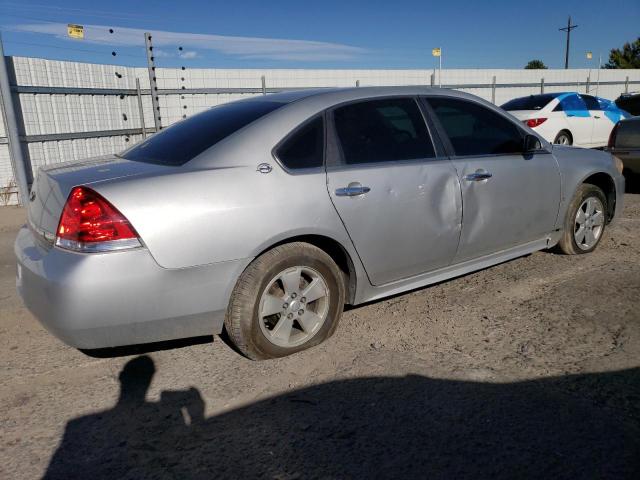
<box><xmin>557</xmin><ymin>183</ymin><xmax>607</xmax><ymax>255</ymax></box>
<box><xmin>573</xmin><ymin>197</ymin><xmax>605</xmax><ymax>251</ymax></box>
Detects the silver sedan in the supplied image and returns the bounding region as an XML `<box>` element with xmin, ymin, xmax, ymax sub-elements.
<box><xmin>15</xmin><ymin>87</ymin><xmax>625</xmax><ymax>359</ymax></box>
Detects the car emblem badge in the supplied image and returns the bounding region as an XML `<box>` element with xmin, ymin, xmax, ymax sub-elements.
<box><xmin>256</xmin><ymin>163</ymin><xmax>273</xmax><ymax>174</ymax></box>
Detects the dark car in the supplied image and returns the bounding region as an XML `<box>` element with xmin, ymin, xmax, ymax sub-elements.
<box><xmin>615</xmin><ymin>93</ymin><xmax>640</xmax><ymax>116</ymax></box>
<box><xmin>608</xmin><ymin>116</ymin><xmax>640</xmax><ymax>189</ymax></box>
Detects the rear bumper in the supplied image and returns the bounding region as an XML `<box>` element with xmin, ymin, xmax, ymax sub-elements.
<box><xmin>15</xmin><ymin>226</ymin><xmax>250</xmax><ymax>349</ymax></box>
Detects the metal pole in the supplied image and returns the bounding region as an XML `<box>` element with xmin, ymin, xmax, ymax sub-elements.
<box><xmin>439</xmin><ymin>51</ymin><xmax>442</xmax><ymax>88</ymax></box>
<box><xmin>559</xmin><ymin>16</ymin><xmax>578</xmax><ymax>69</ymax></box>
<box><xmin>355</xmin><ymin>80</ymin><xmax>360</xmax><ymax>87</ymax></box>
<box><xmin>625</xmin><ymin>76</ymin><xmax>629</xmax><ymax>94</ymax></box>
<box><xmin>0</xmin><ymin>33</ymin><xmax>29</xmax><ymax>206</ymax></box>
<box><xmin>491</xmin><ymin>75</ymin><xmax>496</xmax><ymax>104</ymax></box>
<box><xmin>586</xmin><ymin>75</ymin><xmax>590</xmax><ymax>94</ymax></box>
<box><xmin>540</xmin><ymin>77</ymin><xmax>545</xmax><ymax>94</ymax></box>
<box><xmin>135</xmin><ymin>78</ymin><xmax>146</xmax><ymax>139</ymax></box>
<box><xmin>261</xmin><ymin>75</ymin><xmax>266</xmax><ymax>95</ymax></box>
<box><xmin>144</xmin><ymin>33</ymin><xmax>161</xmax><ymax>131</ymax></box>
<box><xmin>595</xmin><ymin>54</ymin><xmax>601</xmax><ymax>96</ymax></box>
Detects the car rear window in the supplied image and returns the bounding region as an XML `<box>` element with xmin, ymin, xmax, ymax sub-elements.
<box><xmin>121</xmin><ymin>100</ymin><xmax>285</xmax><ymax>166</ymax></box>
<box><xmin>501</xmin><ymin>94</ymin><xmax>558</xmax><ymax>111</ymax></box>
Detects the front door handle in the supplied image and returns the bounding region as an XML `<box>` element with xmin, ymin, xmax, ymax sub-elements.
<box><xmin>335</xmin><ymin>182</ymin><xmax>371</xmax><ymax>197</ymax></box>
<box><xmin>464</xmin><ymin>171</ymin><xmax>493</xmax><ymax>182</ymax></box>
<box><xmin>594</xmin><ymin>115</ymin><xmax>601</xmax><ymax>119</ymax></box>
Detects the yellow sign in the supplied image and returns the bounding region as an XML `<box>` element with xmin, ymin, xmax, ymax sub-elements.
<box><xmin>67</xmin><ymin>24</ymin><xmax>84</xmax><ymax>39</ymax></box>
<box><xmin>586</xmin><ymin>51</ymin><xmax>593</xmax><ymax>59</ymax></box>
<box><xmin>432</xmin><ymin>47</ymin><xmax>441</xmax><ymax>57</ymax></box>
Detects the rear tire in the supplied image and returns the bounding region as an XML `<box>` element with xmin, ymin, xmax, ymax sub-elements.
<box><xmin>557</xmin><ymin>184</ymin><xmax>607</xmax><ymax>255</ymax></box>
<box><xmin>554</xmin><ymin>130</ymin><xmax>573</xmax><ymax>145</ymax></box>
<box><xmin>224</xmin><ymin>242</ymin><xmax>346</xmax><ymax>360</ymax></box>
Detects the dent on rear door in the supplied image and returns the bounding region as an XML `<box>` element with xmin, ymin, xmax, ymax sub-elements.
<box><xmin>326</xmin><ymin>161</ymin><xmax>462</xmax><ymax>286</ymax></box>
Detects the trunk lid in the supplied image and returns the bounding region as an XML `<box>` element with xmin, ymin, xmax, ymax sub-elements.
<box><xmin>28</xmin><ymin>155</ymin><xmax>170</xmax><ymax>241</ymax></box>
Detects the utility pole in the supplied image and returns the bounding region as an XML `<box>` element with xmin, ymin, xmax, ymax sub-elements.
<box><xmin>559</xmin><ymin>16</ymin><xmax>578</xmax><ymax>69</ymax></box>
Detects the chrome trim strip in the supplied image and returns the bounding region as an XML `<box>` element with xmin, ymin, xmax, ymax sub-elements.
<box><xmin>55</xmin><ymin>237</ymin><xmax>142</xmax><ymax>253</ymax></box>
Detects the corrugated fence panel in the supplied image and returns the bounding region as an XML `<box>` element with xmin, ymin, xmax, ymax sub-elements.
<box><xmin>1</xmin><ymin>56</ymin><xmax>639</xmax><ymax>205</ymax></box>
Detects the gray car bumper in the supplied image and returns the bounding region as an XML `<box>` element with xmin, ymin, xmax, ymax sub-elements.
<box><xmin>15</xmin><ymin>226</ymin><xmax>250</xmax><ymax>349</ymax></box>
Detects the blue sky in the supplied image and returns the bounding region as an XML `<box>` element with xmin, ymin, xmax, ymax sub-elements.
<box><xmin>0</xmin><ymin>0</ymin><xmax>638</xmax><ymax>69</ymax></box>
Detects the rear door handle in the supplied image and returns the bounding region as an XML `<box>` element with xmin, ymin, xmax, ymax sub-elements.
<box><xmin>594</xmin><ymin>115</ymin><xmax>601</xmax><ymax>119</ymax></box>
<box><xmin>464</xmin><ymin>171</ymin><xmax>493</xmax><ymax>182</ymax></box>
<box><xmin>335</xmin><ymin>182</ymin><xmax>371</xmax><ymax>197</ymax></box>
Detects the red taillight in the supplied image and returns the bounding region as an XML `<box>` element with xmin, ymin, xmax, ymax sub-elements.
<box><xmin>524</xmin><ymin>118</ymin><xmax>548</xmax><ymax>128</ymax></box>
<box><xmin>56</xmin><ymin>186</ymin><xmax>141</xmax><ymax>252</ymax></box>
<box><xmin>608</xmin><ymin>123</ymin><xmax>619</xmax><ymax>149</ymax></box>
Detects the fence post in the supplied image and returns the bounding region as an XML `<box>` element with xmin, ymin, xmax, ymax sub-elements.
<box><xmin>586</xmin><ymin>76</ymin><xmax>590</xmax><ymax>94</ymax></box>
<box><xmin>540</xmin><ymin>78</ymin><xmax>545</xmax><ymax>94</ymax></box>
<box><xmin>355</xmin><ymin>80</ymin><xmax>360</xmax><ymax>87</ymax></box>
<box><xmin>625</xmin><ymin>76</ymin><xmax>629</xmax><ymax>94</ymax></box>
<box><xmin>491</xmin><ymin>76</ymin><xmax>496</xmax><ymax>104</ymax></box>
<box><xmin>430</xmin><ymin>73</ymin><xmax>435</xmax><ymax>87</ymax></box>
<box><xmin>0</xmin><ymin>34</ymin><xmax>29</xmax><ymax>206</ymax></box>
<box><xmin>144</xmin><ymin>33</ymin><xmax>161</xmax><ymax>132</ymax></box>
<box><xmin>261</xmin><ymin>75</ymin><xmax>266</xmax><ymax>95</ymax></box>
<box><xmin>135</xmin><ymin>78</ymin><xmax>146</xmax><ymax>139</ymax></box>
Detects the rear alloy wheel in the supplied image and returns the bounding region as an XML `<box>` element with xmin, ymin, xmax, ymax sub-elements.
<box><xmin>553</xmin><ymin>131</ymin><xmax>572</xmax><ymax>145</ymax></box>
<box><xmin>224</xmin><ymin>242</ymin><xmax>345</xmax><ymax>360</ymax></box>
<box><xmin>557</xmin><ymin>184</ymin><xmax>607</xmax><ymax>255</ymax></box>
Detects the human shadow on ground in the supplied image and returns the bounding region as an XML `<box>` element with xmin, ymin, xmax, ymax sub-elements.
<box><xmin>44</xmin><ymin>356</ymin><xmax>640</xmax><ymax>479</ymax></box>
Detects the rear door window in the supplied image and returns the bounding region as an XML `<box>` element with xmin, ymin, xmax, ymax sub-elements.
<box><xmin>501</xmin><ymin>94</ymin><xmax>557</xmax><ymax>111</ymax></box>
<box><xmin>276</xmin><ymin>116</ymin><xmax>324</xmax><ymax>169</ymax></box>
<box><xmin>332</xmin><ymin>98</ymin><xmax>436</xmax><ymax>165</ymax></box>
<box><xmin>427</xmin><ymin>97</ymin><xmax>524</xmax><ymax>156</ymax></box>
<box><xmin>582</xmin><ymin>95</ymin><xmax>601</xmax><ymax>110</ymax></box>
<box><xmin>121</xmin><ymin>100</ymin><xmax>285</xmax><ymax>166</ymax></box>
<box><xmin>553</xmin><ymin>94</ymin><xmax>589</xmax><ymax>113</ymax></box>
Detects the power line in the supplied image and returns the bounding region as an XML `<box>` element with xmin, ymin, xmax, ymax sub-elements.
<box><xmin>2</xmin><ymin>40</ymin><xmax>145</xmax><ymax>60</ymax></box>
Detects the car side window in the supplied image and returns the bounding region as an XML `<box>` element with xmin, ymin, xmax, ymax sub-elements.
<box><xmin>553</xmin><ymin>94</ymin><xmax>588</xmax><ymax>112</ymax></box>
<box><xmin>276</xmin><ymin>116</ymin><xmax>324</xmax><ymax>169</ymax></box>
<box><xmin>582</xmin><ymin>95</ymin><xmax>601</xmax><ymax>110</ymax></box>
<box><xmin>332</xmin><ymin>98</ymin><xmax>436</xmax><ymax>165</ymax></box>
<box><xmin>427</xmin><ymin>97</ymin><xmax>524</xmax><ymax>156</ymax></box>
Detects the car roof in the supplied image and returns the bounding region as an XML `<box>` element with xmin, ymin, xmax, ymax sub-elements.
<box><xmin>255</xmin><ymin>86</ymin><xmax>474</xmax><ymax>108</ymax></box>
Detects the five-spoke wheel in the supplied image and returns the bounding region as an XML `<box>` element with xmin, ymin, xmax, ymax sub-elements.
<box><xmin>225</xmin><ymin>242</ymin><xmax>345</xmax><ymax>359</ymax></box>
<box><xmin>557</xmin><ymin>183</ymin><xmax>607</xmax><ymax>255</ymax></box>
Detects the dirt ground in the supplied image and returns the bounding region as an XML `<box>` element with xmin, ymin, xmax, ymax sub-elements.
<box><xmin>1</xmin><ymin>195</ymin><xmax>639</xmax><ymax>479</ymax></box>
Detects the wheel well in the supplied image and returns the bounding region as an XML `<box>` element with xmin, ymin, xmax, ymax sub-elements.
<box><xmin>260</xmin><ymin>235</ymin><xmax>357</xmax><ymax>304</ymax></box>
<box><xmin>583</xmin><ymin>172</ymin><xmax>616</xmax><ymax>222</ymax></box>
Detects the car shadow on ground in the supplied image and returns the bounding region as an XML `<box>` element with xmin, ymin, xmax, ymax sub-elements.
<box><xmin>43</xmin><ymin>356</ymin><xmax>640</xmax><ymax>479</ymax></box>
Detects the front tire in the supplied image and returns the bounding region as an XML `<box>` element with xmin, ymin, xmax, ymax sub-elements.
<box><xmin>557</xmin><ymin>184</ymin><xmax>607</xmax><ymax>255</ymax></box>
<box><xmin>224</xmin><ymin>242</ymin><xmax>346</xmax><ymax>360</ymax></box>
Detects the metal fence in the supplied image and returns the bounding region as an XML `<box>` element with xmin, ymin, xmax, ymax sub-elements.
<box><xmin>1</xmin><ymin>45</ymin><xmax>639</xmax><ymax>205</ymax></box>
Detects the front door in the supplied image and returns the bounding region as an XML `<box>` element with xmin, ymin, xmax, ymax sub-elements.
<box><xmin>325</xmin><ymin>97</ymin><xmax>462</xmax><ymax>286</ymax></box>
<box><xmin>426</xmin><ymin>96</ymin><xmax>562</xmax><ymax>263</ymax></box>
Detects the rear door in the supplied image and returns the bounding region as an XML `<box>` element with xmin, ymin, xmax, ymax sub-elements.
<box><xmin>425</xmin><ymin>96</ymin><xmax>561</xmax><ymax>263</ymax></box>
<box><xmin>553</xmin><ymin>94</ymin><xmax>594</xmax><ymax>147</ymax></box>
<box><xmin>325</xmin><ymin>97</ymin><xmax>462</xmax><ymax>286</ymax></box>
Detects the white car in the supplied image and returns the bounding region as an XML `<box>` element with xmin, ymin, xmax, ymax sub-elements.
<box><xmin>502</xmin><ymin>92</ymin><xmax>631</xmax><ymax>148</ymax></box>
